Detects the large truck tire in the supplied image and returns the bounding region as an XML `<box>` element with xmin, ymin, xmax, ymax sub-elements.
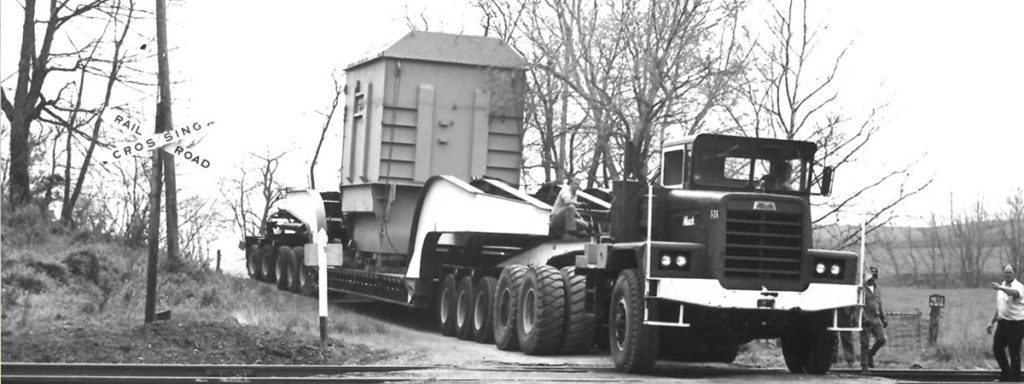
<box><xmin>246</xmin><ymin>244</ymin><xmax>260</xmax><ymax>279</ymax></box>
<box><xmin>559</xmin><ymin>266</ymin><xmax>595</xmax><ymax>354</ymax></box>
<box><xmin>516</xmin><ymin>265</ymin><xmax>565</xmax><ymax>355</ymax></box>
<box><xmin>455</xmin><ymin>276</ymin><xmax>475</xmax><ymax>340</ymax></box>
<box><xmin>472</xmin><ymin>276</ymin><xmax>497</xmax><ymax>344</ymax></box>
<box><xmin>288</xmin><ymin>246</ymin><xmax>304</xmax><ymax>293</ymax></box>
<box><xmin>610</xmin><ymin>269</ymin><xmax>659</xmax><ymax>373</ymax></box>
<box><xmin>494</xmin><ymin>265</ymin><xmax>527</xmax><ymax>351</ymax></box>
<box><xmin>276</xmin><ymin>246</ymin><xmax>292</xmax><ymax>290</ymax></box>
<box><xmin>781</xmin><ymin>315</ymin><xmax>835</xmax><ymax>374</ymax></box>
<box><xmin>436</xmin><ymin>273</ymin><xmax>458</xmax><ymax>336</ymax></box>
<box><xmin>260</xmin><ymin>245</ymin><xmax>276</xmax><ymax>283</ymax></box>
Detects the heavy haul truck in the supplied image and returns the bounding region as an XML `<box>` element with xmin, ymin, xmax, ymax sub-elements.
<box><xmin>243</xmin><ymin>31</ymin><xmax>862</xmax><ymax>374</ymax></box>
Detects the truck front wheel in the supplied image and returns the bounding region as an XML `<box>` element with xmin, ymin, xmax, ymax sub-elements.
<box><xmin>609</xmin><ymin>269</ymin><xmax>659</xmax><ymax>373</ymax></box>
<box><xmin>780</xmin><ymin>314</ymin><xmax>836</xmax><ymax>374</ymax></box>
<box><xmin>288</xmin><ymin>247</ymin><xmax>303</xmax><ymax>294</ymax></box>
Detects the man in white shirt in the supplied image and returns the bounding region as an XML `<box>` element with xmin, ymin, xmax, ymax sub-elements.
<box><xmin>549</xmin><ymin>177</ymin><xmax>590</xmax><ymax>239</ymax></box>
<box><xmin>988</xmin><ymin>264</ymin><xmax>1024</xmax><ymax>382</ymax></box>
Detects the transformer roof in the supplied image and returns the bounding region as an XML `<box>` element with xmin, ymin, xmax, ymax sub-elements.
<box><xmin>347</xmin><ymin>31</ymin><xmax>527</xmax><ymax>70</ymax></box>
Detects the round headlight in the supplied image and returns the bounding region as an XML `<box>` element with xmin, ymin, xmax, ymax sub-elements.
<box><xmin>815</xmin><ymin>263</ymin><xmax>826</xmax><ymax>275</ymax></box>
<box><xmin>830</xmin><ymin>264</ymin><xmax>841</xmax><ymax>276</ymax></box>
<box><xmin>660</xmin><ymin>255</ymin><xmax>672</xmax><ymax>267</ymax></box>
<box><xmin>675</xmin><ymin>255</ymin><xmax>687</xmax><ymax>267</ymax></box>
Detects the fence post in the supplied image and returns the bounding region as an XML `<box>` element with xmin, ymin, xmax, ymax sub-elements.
<box><xmin>928</xmin><ymin>294</ymin><xmax>945</xmax><ymax>346</ymax></box>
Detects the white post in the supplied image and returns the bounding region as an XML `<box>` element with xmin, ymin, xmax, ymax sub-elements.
<box><xmin>858</xmin><ymin>218</ymin><xmax>866</xmax><ymax>329</ymax></box>
<box><xmin>316</xmin><ymin>228</ymin><xmax>329</xmax><ymax>343</ymax></box>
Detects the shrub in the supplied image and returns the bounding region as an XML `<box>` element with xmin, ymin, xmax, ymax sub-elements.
<box><xmin>1</xmin><ymin>205</ymin><xmax>52</xmax><ymax>246</ymax></box>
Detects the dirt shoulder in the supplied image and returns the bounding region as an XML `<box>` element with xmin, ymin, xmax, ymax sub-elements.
<box><xmin>1</xmin><ymin>319</ymin><xmax>391</xmax><ymax>365</ymax></box>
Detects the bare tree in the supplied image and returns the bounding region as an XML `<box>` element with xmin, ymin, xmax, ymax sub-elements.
<box><xmin>310</xmin><ymin>72</ymin><xmax>343</xmax><ymax>189</ymax></box>
<box><xmin>947</xmin><ymin>197</ymin><xmax>995</xmax><ymax>288</ymax></box>
<box><xmin>222</xmin><ymin>152</ymin><xmax>286</xmax><ymax>240</ymax></box>
<box><xmin>476</xmin><ymin>0</ymin><xmax>747</xmax><ymax>186</ymax></box>
<box><xmin>730</xmin><ymin>0</ymin><xmax>931</xmax><ymax>248</ymax></box>
<box><xmin>2</xmin><ymin>0</ymin><xmax>107</xmax><ymax>209</ymax></box>
<box><xmin>999</xmin><ymin>188</ymin><xmax>1024</xmax><ymax>274</ymax></box>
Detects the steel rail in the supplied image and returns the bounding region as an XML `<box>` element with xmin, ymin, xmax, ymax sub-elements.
<box><xmin>0</xmin><ymin>363</ymin><xmax>1004</xmax><ymax>383</ymax></box>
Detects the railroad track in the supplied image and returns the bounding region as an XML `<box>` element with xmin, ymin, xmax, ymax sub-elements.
<box><xmin>0</xmin><ymin>363</ymin><xmax>1004</xmax><ymax>383</ymax></box>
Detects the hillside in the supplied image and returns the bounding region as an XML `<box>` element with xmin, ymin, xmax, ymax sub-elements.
<box><xmin>0</xmin><ymin>216</ymin><xmax>394</xmax><ymax>364</ymax></box>
<box><xmin>815</xmin><ymin>220</ymin><xmax>1014</xmax><ymax>287</ymax></box>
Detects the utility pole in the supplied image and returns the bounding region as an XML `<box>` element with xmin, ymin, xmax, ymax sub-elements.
<box><xmin>156</xmin><ymin>0</ymin><xmax>179</xmax><ymax>262</ymax></box>
<box><xmin>146</xmin><ymin>0</ymin><xmax>175</xmax><ymax>324</ymax></box>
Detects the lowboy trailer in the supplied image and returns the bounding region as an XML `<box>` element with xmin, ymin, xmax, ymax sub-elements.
<box><xmin>243</xmin><ymin>31</ymin><xmax>861</xmax><ymax>374</ymax></box>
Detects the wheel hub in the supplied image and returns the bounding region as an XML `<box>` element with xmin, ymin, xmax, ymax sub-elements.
<box><xmin>613</xmin><ymin>298</ymin><xmax>628</xmax><ymax>349</ymax></box>
<box><xmin>521</xmin><ymin>288</ymin><xmax>536</xmax><ymax>334</ymax></box>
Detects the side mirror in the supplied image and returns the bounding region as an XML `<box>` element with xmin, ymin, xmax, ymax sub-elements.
<box><xmin>820</xmin><ymin>166</ymin><xmax>834</xmax><ymax>196</ymax></box>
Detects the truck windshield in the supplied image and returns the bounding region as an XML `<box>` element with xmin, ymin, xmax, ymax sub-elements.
<box><xmin>689</xmin><ymin>136</ymin><xmax>815</xmax><ymax>194</ymax></box>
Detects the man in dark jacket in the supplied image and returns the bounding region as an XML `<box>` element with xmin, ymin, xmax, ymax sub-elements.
<box><xmin>861</xmin><ymin>266</ymin><xmax>887</xmax><ymax>371</ymax></box>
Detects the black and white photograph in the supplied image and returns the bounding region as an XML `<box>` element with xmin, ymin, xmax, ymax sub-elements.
<box><xmin>1</xmin><ymin>0</ymin><xmax>1022</xmax><ymax>382</ymax></box>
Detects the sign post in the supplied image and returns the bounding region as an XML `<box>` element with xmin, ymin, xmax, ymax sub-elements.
<box><xmin>928</xmin><ymin>294</ymin><xmax>945</xmax><ymax>345</ymax></box>
<box><xmin>316</xmin><ymin>228</ymin><xmax>329</xmax><ymax>344</ymax></box>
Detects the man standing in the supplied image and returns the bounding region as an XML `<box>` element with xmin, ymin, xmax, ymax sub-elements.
<box><xmin>861</xmin><ymin>266</ymin><xmax>887</xmax><ymax>371</ymax></box>
<box><xmin>988</xmin><ymin>264</ymin><xmax>1024</xmax><ymax>382</ymax></box>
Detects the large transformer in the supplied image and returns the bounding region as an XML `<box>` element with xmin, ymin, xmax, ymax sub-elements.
<box><xmin>244</xmin><ymin>31</ymin><xmax>861</xmax><ymax>375</ymax></box>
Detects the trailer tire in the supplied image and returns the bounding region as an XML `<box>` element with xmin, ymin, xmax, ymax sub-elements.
<box><xmin>288</xmin><ymin>246</ymin><xmax>304</xmax><ymax>293</ymax></box>
<box><xmin>260</xmin><ymin>245</ymin><xmax>276</xmax><ymax>283</ymax></box>
<box><xmin>473</xmin><ymin>276</ymin><xmax>497</xmax><ymax>344</ymax></box>
<box><xmin>300</xmin><ymin>266</ymin><xmax>317</xmax><ymax>297</ymax></box>
<box><xmin>455</xmin><ymin>276</ymin><xmax>475</xmax><ymax>340</ymax></box>
<box><xmin>494</xmin><ymin>265</ymin><xmax>527</xmax><ymax>351</ymax></box>
<box><xmin>437</xmin><ymin>273</ymin><xmax>458</xmax><ymax>337</ymax></box>
<box><xmin>246</xmin><ymin>244</ymin><xmax>260</xmax><ymax>279</ymax></box>
<box><xmin>609</xmin><ymin>269</ymin><xmax>659</xmax><ymax>373</ymax></box>
<box><xmin>516</xmin><ymin>265</ymin><xmax>565</xmax><ymax>355</ymax></box>
<box><xmin>559</xmin><ymin>266</ymin><xmax>595</xmax><ymax>354</ymax></box>
<box><xmin>781</xmin><ymin>315</ymin><xmax>835</xmax><ymax>374</ymax></box>
<box><xmin>276</xmin><ymin>246</ymin><xmax>292</xmax><ymax>290</ymax></box>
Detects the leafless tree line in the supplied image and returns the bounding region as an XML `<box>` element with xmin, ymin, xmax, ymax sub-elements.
<box><xmin>846</xmin><ymin>189</ymin><xmax>1024</xmax><ymax>288</ymax></box>
<box><xmin>466</xmin><ymin>0</ymin><xmax>933</xmax><ymax>248</ymax></box>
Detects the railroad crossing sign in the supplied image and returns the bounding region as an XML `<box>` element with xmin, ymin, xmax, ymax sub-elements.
<box><xmin>103</xmin><ymin>111</ymin><xmax>214</xmax><ymax>168</ymax></box>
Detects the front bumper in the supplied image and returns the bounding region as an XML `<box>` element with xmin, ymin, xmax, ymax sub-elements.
<box><xmin>651</xmin><ymin>278</ymin><xmax>858</xmax><ymax>311</ymax></box>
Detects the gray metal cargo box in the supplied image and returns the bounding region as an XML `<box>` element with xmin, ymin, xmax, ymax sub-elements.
<box><xmin>341</xmin><ymin>31</ymin><xmax>527</xmax><ymax>187</ymax></box>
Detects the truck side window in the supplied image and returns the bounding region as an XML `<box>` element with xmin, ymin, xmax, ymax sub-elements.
<box><xmin>663</xmin><ymin>150</ymin><xmax>684</xmax><ymax>185</ymax></box>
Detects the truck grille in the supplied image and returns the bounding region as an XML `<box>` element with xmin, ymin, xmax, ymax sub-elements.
<box><xmin>724</xmin><ymin>209</ymin><xmax>803</xmax><ymax>280</ymax></box>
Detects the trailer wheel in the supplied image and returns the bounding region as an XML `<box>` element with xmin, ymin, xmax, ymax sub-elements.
<box><xmin>276</xmin><ymin>246</ymin><xmax>292</xmax><ymax>290</ymax></box>
<box><xmin>455</xmin><ymin>276</ymin><xmax>475</xmax><ymax>340</ymax></box>
<box><xmin>246</xmin><ymin>244</ymin><xmax>260</xmax><ymax>279</ymax></box>
<box><xmin>609</xmin><ymin>269</ymin><xmax>659</xmax><ymax>373</ymax></box>
<box><xmin>516</xmin><ymin>265</ymin><xmax>565</xmax><ymax>355</ymax></box>
<box><xmin>781</xmin><ymin>315</ymin><xmax>835</xmax><ymax>374</ymax></box>
<box><xmin>436</xmin><ymin>273</ymin><xmax>458</xmax><ymax>336</ymax></box>
<box><xmin>559</xmin><ymin>266</ymin><xmax>595</xmax><ymax>354</ymax></box>
<box><xmin>494</xmin><ymin>265</ymin><xmax>527</xmax><ymax>351</ymax></box>
<box><xmin>473</xmin><ymin>276</ymin><xmax>497</xmax><ymax>344</ymax></box>
<box><xmin>260</xmin><ymin>245</ymin><xmax>276</xmax><ymax>283</ymax></box>
<box><xmin>300</xmin><ymin>266</ymin><xmax>317</xmax><ymax>297</ymax></box>
<box><xmin>288</xmin><ymin>246</ymin><xmax>304</xmax><ymax>294</ymax></box>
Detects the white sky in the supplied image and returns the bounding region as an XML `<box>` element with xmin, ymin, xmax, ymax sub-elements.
<box><xmin>3</xmin><ymin>1</ymin><xmax>1024</xmax><ymax>271</ymax></box>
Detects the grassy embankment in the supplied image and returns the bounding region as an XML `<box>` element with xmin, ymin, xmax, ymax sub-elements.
<box><xmin>0</xmin><ymin>211</ymin><xmax>414</xmax><ymax>363</ymax></box>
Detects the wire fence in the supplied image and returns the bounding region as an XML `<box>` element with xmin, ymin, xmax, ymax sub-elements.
<box><xmin>836</xmin><ymin>311</ymin><xmax>924</xmax><ymax>364</ymax></box>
